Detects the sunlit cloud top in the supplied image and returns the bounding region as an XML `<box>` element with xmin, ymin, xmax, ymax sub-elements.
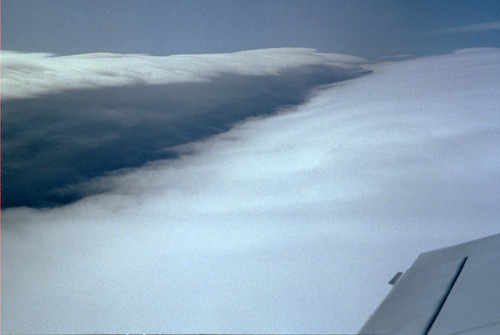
<box><xmin>3</xmin><ymin>48</ymin><xmax>500</xmax><ymax>334</ymax></box>
<box><xmin>2</xmin><ymin>48</ymin><xmax>366</xmax><ymax>100</ymax></box>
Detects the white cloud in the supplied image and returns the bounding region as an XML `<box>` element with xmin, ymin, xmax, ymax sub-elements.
<box><xmin>3</xmin><ymin>48</ymin><xmax>500</xmax><ymax>334</ymax></box>
<box><xmin>1</xmin><ymin>48</ymin><xmax>366</xmax><ymax>100</ymax></box>
<box><xmin>433</xmin><ymin>20</ymin><xmax>500</xmax><ymax>34</ymax></box>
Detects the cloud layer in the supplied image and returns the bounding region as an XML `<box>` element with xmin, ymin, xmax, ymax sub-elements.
<box><xmin>2</xmin><ymin>48</ymin><xmax>365</xmax><ymax>100</ymax></box>
<box><xmin>3</xmin><ymin>48</ymin><xmax>500</xmax><ymax>334</ymax></box>
<box><xmin>2</xmin><ymin>49</ymin><xmax>367</xmax><ymax>208</ymax></box>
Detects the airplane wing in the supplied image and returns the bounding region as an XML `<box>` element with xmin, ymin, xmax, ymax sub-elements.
<box><xmin>360</xmin><ymin>233</ymin><xmax>500</xmax><ymax>335</ymax></box>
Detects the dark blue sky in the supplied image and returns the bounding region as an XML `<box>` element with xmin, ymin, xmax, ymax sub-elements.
<box><xmin>2</xmin><ymin>0</ymin><xmax>500</xmax><ymax>59</ymax></box>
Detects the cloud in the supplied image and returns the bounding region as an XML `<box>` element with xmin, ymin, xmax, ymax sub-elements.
<box><xmin>2</xmin><ymin>56</ymin><xmax>368</xmax><ymax>208</ymax></box>
<box><xmin>3</xmin><ymin>48</ymin><xmax>500</xmax><ymax>334</ymax></box>
<box><xmin>1</xmin><ymin>48</ymin><xmax>366</xmax><ymax>100</ymax></box>
<box><xmin>432</xmin><ymin>20</ymin><xmax>500</xmax><ymax>34</ymax></box>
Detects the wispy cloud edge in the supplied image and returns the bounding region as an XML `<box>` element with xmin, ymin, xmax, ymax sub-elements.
<box><xmin>433</xmin><ymin>21</ymin><xmax>500</xmax><ymax>34</ymax></box>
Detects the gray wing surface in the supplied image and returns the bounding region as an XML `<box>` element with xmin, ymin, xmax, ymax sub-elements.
<box><xmin>360</xmin><ymin>233</ymin><xmax>500</xmax><ymax>335</ymax></box>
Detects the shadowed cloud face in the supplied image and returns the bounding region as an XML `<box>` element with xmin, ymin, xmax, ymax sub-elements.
<box><xmin>2</xmin><ymin>50</ymin><xmax>367</xmax><ymax>208</ymax></box>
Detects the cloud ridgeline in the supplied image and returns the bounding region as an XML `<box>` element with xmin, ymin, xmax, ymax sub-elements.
<box><xmin>2</xmin><ymin>48</ymin><xmax>366</xmax><ymax>100</ymax></box>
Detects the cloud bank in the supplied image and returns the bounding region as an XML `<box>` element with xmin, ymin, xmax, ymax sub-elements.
<box><xmin>2</xmin><ymin>48</ymin><xmax>365</xmax><ymax>100</ymax></box>
<box><xmin>3</xmin><ymin>48</ymin><xmax>500</xmax><ymax>334</ymax></box>
<box><xmin>2</xmin><ymin>49</ymin><xmax>367</xmax><ymax>208</ymax></box>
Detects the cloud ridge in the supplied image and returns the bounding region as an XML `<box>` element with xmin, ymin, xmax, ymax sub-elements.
<box><xmin>2</xmin><ymin>48</ymin><xmax>366</xmax><ymax>100</ymax></box>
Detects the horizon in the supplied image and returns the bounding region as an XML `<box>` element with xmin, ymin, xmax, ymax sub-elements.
<box><xmin>2</xmin><ymin>0</ymin><xmax>500</xmax><ymax>59</ymax></box>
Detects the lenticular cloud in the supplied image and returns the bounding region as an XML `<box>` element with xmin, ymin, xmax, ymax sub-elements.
<box><xmin>3</xmin><ymin>48</ymin><xmax>500</xmax><ymax>334</ymax></box>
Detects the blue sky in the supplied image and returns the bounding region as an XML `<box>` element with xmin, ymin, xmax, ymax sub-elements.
<box><xmin>2</xmin><ymin>0</ymin><xmax>500</xmax><ymax>58</ymax></box>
